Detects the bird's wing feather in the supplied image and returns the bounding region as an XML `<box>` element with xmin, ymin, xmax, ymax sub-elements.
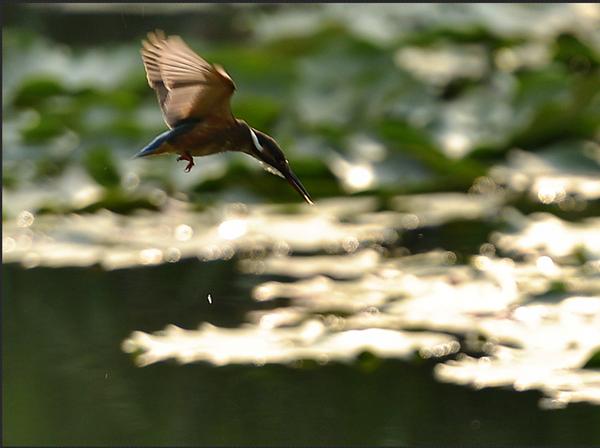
<box><xmin>141</xmin><ymin>30</ymin><xmax>170</xmax><ymax>117</ymax></box>
<box><xmin>141</xmin><ymin>30</ymin><xmax>236</xmax><ymax>128</ymax></box>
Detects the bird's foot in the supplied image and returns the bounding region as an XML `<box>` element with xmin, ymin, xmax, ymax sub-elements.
<box><xmin>177</xmin><ymin>152</ymin><xmax>195</xmax><ymax>173</ymax></box>
<box><xmin>184</xmin><ymin>160</ymin><xmax>194</xmax><ymax>173</ymax></box>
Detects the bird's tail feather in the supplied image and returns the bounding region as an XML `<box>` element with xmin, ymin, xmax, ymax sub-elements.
<box><xmin>133</xmin><ymin>121</ymin><xmax>198</xmax><ymax>159</ymax></box>
<box><xmin>134</xmin><ymin>132</ymin><xmax>173</xmax><ymax>159</ymax></box>
<box><xmin>133</xmin><ymin>143</ymin><xmax>170</xmax><ymax>159</ymax></box>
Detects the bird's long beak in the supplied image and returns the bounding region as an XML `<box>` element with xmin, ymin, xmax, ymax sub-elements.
<box><xmin>282</xmin><ymin>167</ymin><xmax>314</xmax><ymax>205</ymax></box>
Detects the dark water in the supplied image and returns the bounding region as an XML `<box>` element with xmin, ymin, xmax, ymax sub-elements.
<box><xmin>4</xmin><ymin>262</ymin><xmax>600</xmax><ymax>446</ymax></box>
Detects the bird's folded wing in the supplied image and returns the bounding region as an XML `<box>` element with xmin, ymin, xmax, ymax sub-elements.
<box><xmin>141</xmin><ymin>30</ymin><xmax>236</xmax><ymax>128</ymax></box>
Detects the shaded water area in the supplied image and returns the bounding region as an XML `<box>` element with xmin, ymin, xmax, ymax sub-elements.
<box><xmin>4</xmin><ymin>262</ymin><xmax>600</xmax><ymax>445</ymax></box>
<box><xmin>3</xmin><ymin>3</ymin><xmax>600</xmax><ymax>445</ymax></box>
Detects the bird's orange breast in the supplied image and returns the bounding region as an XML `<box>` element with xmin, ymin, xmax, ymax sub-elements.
<box><xmin>171</xmin><ymin>119</ymin><xmax>248</xmax><ymax>156</ymax></box>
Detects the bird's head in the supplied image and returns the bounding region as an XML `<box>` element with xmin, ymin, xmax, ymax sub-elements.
<box><xmin>245</xmin><ymin>127</ymin><xmax>313</xmax><ymax>205</ymax></box>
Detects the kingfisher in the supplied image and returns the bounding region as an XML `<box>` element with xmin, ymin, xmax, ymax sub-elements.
<box><xmin>134</xmin><ymin>30</ymin><xmax>313</xmax><ymax>204</ymax></box>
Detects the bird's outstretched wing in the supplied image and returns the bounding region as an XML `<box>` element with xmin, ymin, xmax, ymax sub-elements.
<box><xmin>141</xmin><ymin>30</ymin><xmax>236</xmax><ymax>128</ymax></box>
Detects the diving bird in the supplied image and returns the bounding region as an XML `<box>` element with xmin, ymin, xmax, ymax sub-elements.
<box><xmin>134</xmin><ymin>30</ymin><xmax>313</xmax><ymax>204</ymax></box>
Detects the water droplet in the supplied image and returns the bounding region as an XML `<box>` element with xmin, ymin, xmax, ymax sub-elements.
<box><xmin>17</xmin><ymin>211</ymin><xmax>35</xmax><ymax>228</ymax></box>
<box><xmin>174</xmin><ymin>224</ymin><xmax>193</xmax><ymax>241</ymax></box>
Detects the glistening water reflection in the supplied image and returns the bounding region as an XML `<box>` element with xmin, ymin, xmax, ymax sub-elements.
<box><xmin>5</xmin><ymin>194</ymin><xmax>600</xmax><ymax>412</ymax></box>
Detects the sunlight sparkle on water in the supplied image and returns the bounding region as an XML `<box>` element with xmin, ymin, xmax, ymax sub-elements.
<box><xmin>536</xmin><ymin>178</ymin><xmax>566</xmax><ymax>204</ymax></box>
<box><xmin>72</xmin><ymin>185</ymin><xmax>103</xmax><ymax>209</ymax></box>
<box><xmin>174</xmin><ymin>224</ymin><xmax>193</xmax><ymax>241</ymax></box>
<box><xmin>139</xmin><ymin>248</ymin><xmax>163</xmax><ymax>265</ymax></box>
<box><xmin>329</xmin><ymin>154</ymin><xmax>376</xmax><ymax>193</ymax></box>
<box><xmin>536</xmin><ymin>256</ymin><xmax>559</xmax><ymax>277</ymax></box>
<box><xmin>218</xmin><ymin>219</ymin><xmax>248</xmax><ymax>240</ymax></box>
<box><xmin>441</xmin><ymin>132</ymin><xmax>471</xmax><ymax>159</ymax></box>
<box><xmin>345</xmin><ymin>165</ymin><xmax>374</xmax><ymax>191</ymax></box>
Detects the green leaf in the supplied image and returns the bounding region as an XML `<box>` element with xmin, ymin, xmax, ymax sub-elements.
<box><xmin>13</xmin><ymin>77</ymin><xmax>66</xmax><ymax>108</ymax></box>
<box><xmin>83</xmin><ymin>146</ymin><xmax>121</xmax><ymax>188</ymax></box>
<box><xmin>582</xmin><ymin>349</ymin><xmax>600</xmax><ymax>369</ymax></box>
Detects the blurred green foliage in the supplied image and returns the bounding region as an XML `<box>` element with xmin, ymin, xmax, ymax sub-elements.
<box><xmin>2</xmin><ymin>4</ymin><xmax>599</xmax><ymax>215</ymax></box>
<box><xmin>83</xmin><ymin>146</ymin><xmax>120</xmax><ymax>188</ymax></box>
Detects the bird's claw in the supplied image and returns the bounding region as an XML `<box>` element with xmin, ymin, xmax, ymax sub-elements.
<box><xmin>177</xmin><ymin>152</ymin><xmax>195</xmax><ymax>172</ymax></box>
